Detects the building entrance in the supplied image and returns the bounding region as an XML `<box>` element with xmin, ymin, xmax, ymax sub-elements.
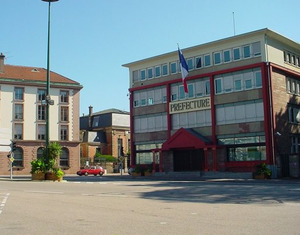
<box><xmin>173</xmin><ymin>149</ymin><xmax>204</xmax><ymax>172</ymax></box>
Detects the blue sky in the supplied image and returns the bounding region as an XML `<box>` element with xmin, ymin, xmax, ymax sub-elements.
<box><xmin>1</xmin><ymin>0</ymin><xmax>299</xmax><ymax>115</ymax></box>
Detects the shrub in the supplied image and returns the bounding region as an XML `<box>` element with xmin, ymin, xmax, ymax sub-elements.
<box><xmin>254</xmin><ymin>163</ymin><xmax>272</xmax><ymax>177</ymax></box>
<box><xmin>94</xmin><ymin>153</ymin><xmax>116</xmax><ymax>163</ymax></box>
<box><xmin>30</xmin><ymin>159</ymin><xmax>46</xmax><ymax>174</ymax></box>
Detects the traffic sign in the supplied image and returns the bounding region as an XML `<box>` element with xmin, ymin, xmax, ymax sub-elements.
<box><xmin>10</xmin><ymin>157</ymin><xmax>14</xmax><ymax>162</ymax></box>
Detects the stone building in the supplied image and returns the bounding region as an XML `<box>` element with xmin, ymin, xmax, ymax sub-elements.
<box><xmin>80</xmin><ymin>107</ymin><xmax>130</xmax><ymax>167</ymax></box>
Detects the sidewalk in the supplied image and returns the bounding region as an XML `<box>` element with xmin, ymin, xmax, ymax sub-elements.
<box><xmin>1</xmin><ymin>173</ymin><xmax>300</xmax><ymax>184</ymax></box>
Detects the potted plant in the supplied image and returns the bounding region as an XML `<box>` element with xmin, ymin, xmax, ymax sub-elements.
<box><xmin>131</xmin><ymin>165</ymin><xmax>142</xmax><ymax>177</ymax></box>
<box><xmin>253</xmin><ymin>163</ymin><xmax>272</xmax><ymax>179</ymax></box>
<box><xmin>144</xmin><ymin>164</ymin><xmax>153</xmax><ymax>176</ymax></box>
<box><xmin>30</xmin><ymin>158</ymin><xmax>46</xmax><ymax>180</ymax></box>
<box><xmin>52</xmin><ymin>168</ymin><xmax>64</xmax><ymax>182</ymax></box>
<box><xmin>44</xmin><ymin>142</ymin><xmax>64</xmax><ymax>181</ymax></box>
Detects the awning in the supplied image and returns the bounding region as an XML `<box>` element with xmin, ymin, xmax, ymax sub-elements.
<box><xmin>162</xmin><ymin>128</ymin><xmax>212</xmax><ymax>151</ymax></box>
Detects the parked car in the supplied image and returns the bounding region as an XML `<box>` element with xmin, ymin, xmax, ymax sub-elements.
<box><xmin>77</xmin><ymin>166</ymin><xmax>105</xmax><ymax>176</ymax></box>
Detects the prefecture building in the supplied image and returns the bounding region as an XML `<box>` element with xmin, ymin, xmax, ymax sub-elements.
<box><xmin>0</xmin><ymin>53</ymin><xmax>83</xmax><ymax>175</ymax></box>
<box><xmin>123</xmin><ymin>28</ymin><xmax>300</xmax><ymax>177</ymax></box>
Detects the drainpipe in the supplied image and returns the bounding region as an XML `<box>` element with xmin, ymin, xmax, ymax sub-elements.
<box><xmin>265</xmin><ymin>34</ymin><xmax>276</xmax><ymax>170</ymax></box>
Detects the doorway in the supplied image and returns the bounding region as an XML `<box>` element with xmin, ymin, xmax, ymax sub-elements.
<box><xmin>173</xmin><ymin>149</ymin><xmax>203</xmax><ymax>172</ymax></box>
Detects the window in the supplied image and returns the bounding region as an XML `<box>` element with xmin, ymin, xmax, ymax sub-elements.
<box><xmin>291</xmin><ymin>136</ymin><xmax>300</xmax><ymax>153</ymax></box>
<box><xmin>244</xmin><ymin>71</ymin><xmax>253</xmax><ymax>90</ymax></box>
<box><xmin>133</xmin><ymin>92</ymin><xmax>140</xmax><ymax>107</ymax></box>
<box><xmin>223</xmin><ymin>50</ymin><xmax>231</xmax><ymax>63</ymax></box>
<box><xmin>38</xmin><ymin>89</ymin><xmax>46</xmax><ymax>101</ymax></box>
<box><xmin>245</xmin><ymin>79</ymin><xmax>253</xmax><ymax>89</ymax></box>
<box><xmin>38</xmin><ymin>124</ymin><xmax>46</xmax><ymax>140</ymax></box>
<box><xmin>60</xmin><ymin>91</ymin><xmax>69</xmax><ymax>103</ymax></box>
<box><xmin>14</xmin><ymin>87</ymin><xmax>24</xmax><ymax>100</ymax></box>
<box><xmin>60</xmin><ymin>107</ymin><xmax>69</xmax><ymax>122</ymax></box>
<box><xmin>132</xmin><ymin>70</ymin><xmax>139</xmax><ymax>82</ymax></box>
<box><xmin>155</xmin><ymin>66</ymin><xmax>161</xmax><ymax>77</ymax></box>
<box><xmin>147</xmin><ymin>68</ymin><xmax>153</xmax><ymax>79</ymax></box>
<box><xmin>252</xmin><ymin>42</ymin><xmax>261</xmax><ymax>56</ymax></box>
<box><xmin>140</xmin><ymin>70</ymin><xmax>146</xmax><ymax>80</ymax></box>
<box><xmin>134</xmin><ymin>113</ymin><xmax>167</xmax><ymax>133</ymax></box>
<box><xmin>38</xmin><ymin>105</ymin><xmax>46</xmax><ymax>120</ymax></box>
<box><xmin>37</xmin><ymin>147</ymin><xmax>44</xmax><ymax>159</ymax></box>
<box><xmin>140</xmin><ymin>99</ymin><xmax>146</xmax><ymax>106</ymax></box>
<box><xmin>13</xmin><ymin>147</ymin><xmax>23</xmax><ymax>167</ymax></box>
<box><xmin>228</xmin><ymin>146</ymin><xmax>266</xmax><ymax>161</ymax></box>
<box><xmin>188</xmin><ymin>84</ymin><xmax>194</xmax><ymax>98</ymax></box>
<box><xmin>179</xmin><ymin>86</ymin><xmax>186</xmax><ymax>100</ymax></box>
<box><xmin>205</xmin><ymin>80</ymin><xmax>210</xmax><ymax>95</ymax></box>
<box><xmin>216</xmin><ymin>100</ymin><xmax>263</xmax><ymax>125</ymax></box>
<box><xmin>215</xmin><ymin>78</ymin><xmax>222</xmax><ymax>94</ymax></box>
<box><xmin>14</xmin><ymin>104</ymin><xmax>23</xmax><ymax>120</ymax></box>
<box><xmin>255</xmin><ymin>71</ymin><xmax>262</xmax><ymax>87</ymax></box>
<box><xmin>233</xmin><ymin>48</ymin><xmax>241</xmax><ymax>60</ymax></box>
<box><xmin>148</xmin><ymin>98</ymin><xmax>154</xmax><ymax>105</ymax></box>
<box><xmin>195</xmin><ymin>56</ymin><xmax>202</xmax><ymax>68</ymax></box>
<box><xmin>288</xmin><ymin>106</ymin><xmax>300</xmax><ymax>123</ymax></box>
<box><xmin>162</xmin><ymin>64</ymin><xmax>168</xmax><ymax>76</ymax></box>
<box><xmin>171</xmin><ymin>85</ymin><xmax>178</xmax><ymax>101</ymax></box>
<box><xmin>60</xmin><ymin>148</ymin><xmax>69</xmax><ymax>167</ymax></box>
<box><xmin>223</xmin><ymin>75</ymin><xmax>233</xmax><ymax>93</ymax></box>
<box><xmin>170</xmin><ymin>62</ymin><xmax>177</xmax><ymax>74</ymax></box>
<box><xmin>14</xmin><ymin>123</ymin><xmax>23</xmax><ymax>140</ymax></box>
<box><xmin>60</xmin><ymin>125</ymin><xmax>68</xmax><ymax>140</ymax></box>
<box><xmin>204</xmin><ymin>54</ymin><xmax>211</xmax><ymax>67</ymax></box>
<box><xmin>243</xmin><ymin>45</ymin><xmax>251</xmax><ymax>58</ymax></box>
<box><xmin>214</xmin><ymin>52</ymin><xmax>221</xmax><ymax>65</ymax></box>
<box><xmin>234</xmin><ymin>79</ymin><xmax>242</xmax><ymax>91</ymax></box>
<box><xmin>172</xmin><ymin>109</ymin><xmax>211</xmax><ymax>130</ymax></box>
<box><xmin>287</xmin><ymin>78</ymin><xmax>292</xmax><ymax>93</ymax></box>
<box><xmin>187</xmin><ymin>58</ymin><xmax>194</xmax><ymax>70</ymax></box>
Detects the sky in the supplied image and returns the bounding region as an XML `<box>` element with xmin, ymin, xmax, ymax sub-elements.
<box><xmin>1</xmin><ymin>0</ymin><xmax>300</xmax><ymax>115</ymax></box>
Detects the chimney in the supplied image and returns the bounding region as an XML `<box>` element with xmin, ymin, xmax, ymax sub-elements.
<box><xmin>0</xmin><ymin>53</ymin><xmax>5</xmax><ymax>73</ymax></box>
<box><xmin>88</xmin><ymin>105</ymin><xmax>93</xmax><ymax>129</ymax></box>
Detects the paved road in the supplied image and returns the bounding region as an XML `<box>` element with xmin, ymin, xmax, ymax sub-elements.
<box><xmin>0</xmin><ymin>177</ymin><xmax>300</xmax><ymax>235</ymax></box>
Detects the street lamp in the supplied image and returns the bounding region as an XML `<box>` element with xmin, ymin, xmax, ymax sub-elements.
<box><xmin>41</xmin><ymin>0</ymin><xmax>59</xmax><ymax>153</ymax></box>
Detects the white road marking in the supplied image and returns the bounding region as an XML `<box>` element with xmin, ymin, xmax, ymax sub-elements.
<box><xmin>160</xmin><ymin>222</ymin><xmax>167</xmax><ymax>225</ymax></box>
<box><xmin>24</xmin><ymin>190</ymin><xmax>63</xmax><ymax>194</ymax></box>
<box><xmin>0</xmin><ymin>193</ymin><xmax>10</xmax><ymax>215</ymax></box>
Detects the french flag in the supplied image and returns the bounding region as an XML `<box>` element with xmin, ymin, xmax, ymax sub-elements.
<box><xmin>178</xmin><ymin>47</ymin><xmax>189</xmax><ymax>93</ymax></box>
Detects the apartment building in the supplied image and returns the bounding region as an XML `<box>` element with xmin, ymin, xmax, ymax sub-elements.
<box><xmin>0</xmin><ymin>53</ymin><xmax>83</xmax><ymax>175</ymax></box>
<box><xmin>123</xmin><ymin>28</ymin><xmax>300</xmax><ymax>177</ymax></box>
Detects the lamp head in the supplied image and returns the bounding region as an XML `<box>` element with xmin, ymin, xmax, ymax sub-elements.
<box><xmin>42</xmin><ymin>0</ymin><xmax>59</xmax><ymax>2</ymax></box>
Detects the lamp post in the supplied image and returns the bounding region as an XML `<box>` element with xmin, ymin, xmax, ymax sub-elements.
<box><xmin>42</xmin><ymin>0</ymin><xmax>59</xmax><ymax>151</ymax></box>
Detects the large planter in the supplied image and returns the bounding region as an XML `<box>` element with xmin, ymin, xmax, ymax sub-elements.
<box><xmin>253</xmin><ymin>174</ymin><xmax>268</xmax><ymax>180</ymax></box>
<box><xmin>144</xmin><ymin>171</ymin><xmax>152</xmax><ymax>176</ymax></box>
<box><xmin>31</xmin><ymin>172</ymin><xmax>45</xmax><ymax>180</ymax></box>
<box><xmin>131</xmin><ymin>172</ymin><xmax>141</xmax><ymax>177</ymax></box>
<box><xmin>45</xmin><ymin>172</ymin><xmax>63</xmax><ymax>182</ymax></box>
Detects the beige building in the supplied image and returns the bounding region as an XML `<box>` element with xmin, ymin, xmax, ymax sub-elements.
<box><xmin>123</xmin><ymin>28</ymin><xmax>300</xmax><ymax>178</ymax></box>
<box><xmin>0</xmin><ymin>53</ymin><xmax>83</xmax><ymax>175</ymax></box>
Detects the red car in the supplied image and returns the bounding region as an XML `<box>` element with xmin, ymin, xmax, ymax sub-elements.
<box><xmin>77</xmin><ymin>166</ymin><xmax>105</xmax><ymax>176</ymax></box>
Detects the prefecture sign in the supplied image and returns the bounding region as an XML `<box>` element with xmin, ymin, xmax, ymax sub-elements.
<box><xmin>169</xmin><ymin>97</ymin><xmax>211</xmax><ymax>114</ymax></box>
